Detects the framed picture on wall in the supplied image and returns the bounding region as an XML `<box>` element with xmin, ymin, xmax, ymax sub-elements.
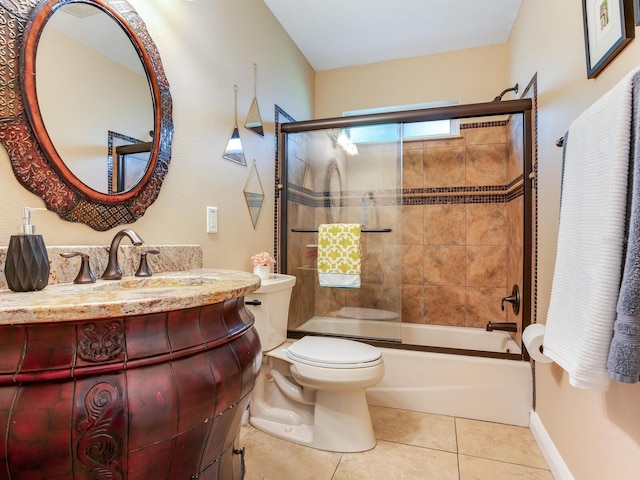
<box><xmin>582</xmin><ymin>0</ymin><xmax>635</xmax><ymax>78</ymax></box>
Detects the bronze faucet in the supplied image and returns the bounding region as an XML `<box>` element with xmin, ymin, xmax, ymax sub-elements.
<box><xmin>102</xmin><ymin>229</ymin><xmax>144</xmax><ymax>280</ymax></box>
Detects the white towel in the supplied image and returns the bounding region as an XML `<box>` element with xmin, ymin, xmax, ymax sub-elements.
<box><xmin>544</xmin><ymin>68</ymin><xmax>639</xmax><ymax>390</ymax></box>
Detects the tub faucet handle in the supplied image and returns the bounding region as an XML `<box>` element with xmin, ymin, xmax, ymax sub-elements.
<box><xmin>500</xmin><ymin>284</ymin><xmax>520</xmax><ymax>315</ymax></box>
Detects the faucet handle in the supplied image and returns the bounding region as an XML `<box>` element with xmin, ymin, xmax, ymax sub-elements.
<box><xmin>60</xmin><ymin>252</ymin><xmax>96</xmax><ymax>284</ymax></box>
<box><xmin>500</xmin><ymin>284</ymin><xmax>521</xmax><ymax>315</ymax></box>
<box><xmin>135</xmin><ymin>249</ymin><xmax>160</xmax><ymax>277</ymax></box>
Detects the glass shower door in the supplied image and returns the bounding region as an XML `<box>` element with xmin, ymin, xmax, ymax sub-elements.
<box><xmin>284</xmin><ymin>125</ymin><xmax>403</xmax><ymax>342</ymax></box>
<box><xmin>278</xmin><ymin>98</ymin><xmax>533</xmax><ymax>360</ymax></box>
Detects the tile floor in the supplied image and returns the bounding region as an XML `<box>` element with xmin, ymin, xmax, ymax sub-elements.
<box><xmin>239</xmin><ymin>405</ymin><xmax>554</xmax><ymax>480</ymax></box>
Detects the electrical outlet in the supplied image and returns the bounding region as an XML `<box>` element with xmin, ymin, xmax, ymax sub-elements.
<box><xmin>206</xmin><ymin>206</ymin><xmax>218</xmax><ymax>233</ymax></box>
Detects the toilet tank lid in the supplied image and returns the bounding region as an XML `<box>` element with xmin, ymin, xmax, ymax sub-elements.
<box><xmin>287</xmin><ymin>336</ymin><xmax>381</xmax><ymax>366</ymax></box>
<box><xmin>255</xmin><ymin>274</ymin><xmax>296</xmax><ymax>293</ymax></box>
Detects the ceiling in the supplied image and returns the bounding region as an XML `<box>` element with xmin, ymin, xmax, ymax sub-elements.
<box><xmin>264</xmin><ymin>0</ymin><xmax>523</xmax><ymax>71</ymax></box>
<box><xmin>50</xmin><ymin>3</ymin><xmax>145</xmax><ymax>76</ymax></box>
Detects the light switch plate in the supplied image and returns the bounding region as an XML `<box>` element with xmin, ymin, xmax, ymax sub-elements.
<box><xmin>206</xmin><ymin>206</ymin><xmax>218</xmax><ymax>233</ymax></box>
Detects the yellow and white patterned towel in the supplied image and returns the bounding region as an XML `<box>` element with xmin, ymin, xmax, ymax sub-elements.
<box><xmin>317</xmin><ymin>224</ymin><xmax>361</xmax><ymax>288</ymax></box>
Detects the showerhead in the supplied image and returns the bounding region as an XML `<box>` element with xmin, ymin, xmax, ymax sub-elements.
<box><xmin>493</xmin><ymin>83</ymin><xmax>519</xmax><ymax>101</ymax></box>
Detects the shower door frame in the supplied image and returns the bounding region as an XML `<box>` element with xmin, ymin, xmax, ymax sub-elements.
<box><xmin>276</xmin><ymin>98</ymin><xmax>533</xmax><ymax>361</ymax></box>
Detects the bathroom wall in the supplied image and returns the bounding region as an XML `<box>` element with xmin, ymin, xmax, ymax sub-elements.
<box><xmin>315</xmin><ymin>43</ymin><xmax>510</xmax><ymax>118</ymax></box>
<box><xmin>0</xmin><ymin>0</ymin><xmax>314</xmax><ymax>273</ymax></box>
<box><xmin>508</xmin><ymin>1</ymin><xmax>640</xmax><ymax>479</ymax></box>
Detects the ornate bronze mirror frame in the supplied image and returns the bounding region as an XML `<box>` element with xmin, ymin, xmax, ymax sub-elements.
<box><xmin>0</xmin><ymin>0</ymin><xmax>173</xmax><ymax>231</ymax></box>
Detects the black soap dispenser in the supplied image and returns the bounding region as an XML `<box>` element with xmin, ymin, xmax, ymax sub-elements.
<box><xmin>5</xmin><ymin>207</ymin><xmax>50</xmax><ymax>292</ymax></box>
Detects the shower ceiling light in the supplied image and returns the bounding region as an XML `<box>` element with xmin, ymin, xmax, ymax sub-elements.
<box><xmin>336</xmin><ymin>132</ymin><xmax>358</xmax><ymax>156</ymax></box>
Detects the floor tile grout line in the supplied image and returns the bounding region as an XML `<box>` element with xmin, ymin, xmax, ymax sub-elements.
<box><xmin>374</xmin><ymin>437</ymin><xmax>458</xmax><ymax>456</ymax></box>
<box><xmin>454</xmin><ymin>416</ymin><xmax>460</xmax><ymax>454</ymax></box>
<box><xmin>454</xmin><ymin>417</ymin><xmax>461</xmax><ymax>480</ymax></box>
<box><xmin>457</xmin><ymin>452</ymin><xmax>553</xmax><ymax>472</ymax></box>
<box><xmin>329</xmin><ymin>453</ymin><xmax>343</xmax><ymax>480</ymax></box>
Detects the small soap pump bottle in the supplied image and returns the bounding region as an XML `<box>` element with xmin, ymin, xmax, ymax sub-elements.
<box><xmin>5</xmin><ymin>207</ymin><xmax>50</xmax><ymax>292</ymax></box>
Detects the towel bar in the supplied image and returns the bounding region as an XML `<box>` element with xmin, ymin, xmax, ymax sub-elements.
<box><xmin>291</xmin><ymin>228</ymin><xmax>392</xmax><ymax>233</ymax></box>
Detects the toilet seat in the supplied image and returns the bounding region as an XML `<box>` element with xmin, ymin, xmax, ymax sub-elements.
<box><xmin>287</xmin><ymin>336</ymin><xmax>382</xmax><ymax>368</ymax></box>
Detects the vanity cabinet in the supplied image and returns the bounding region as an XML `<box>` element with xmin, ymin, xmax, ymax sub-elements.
<box><xmin>0</xmin><ymin>296</ymin><xmax>261</xmax><ymax>479</ymax></box>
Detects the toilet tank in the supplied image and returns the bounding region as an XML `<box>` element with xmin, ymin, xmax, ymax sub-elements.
<box><xmin>244</xmin><ymin>274</ymin><xmax>296</xmax><ymax>351</ymax></box>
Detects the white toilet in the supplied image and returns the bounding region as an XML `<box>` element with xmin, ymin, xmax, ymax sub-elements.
<box><xmin>246</xmin><ymin>274</ymin><xmax>384</xmax><ymax>453</ymax></box>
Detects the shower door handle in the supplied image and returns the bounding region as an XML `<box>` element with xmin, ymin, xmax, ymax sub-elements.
<box><xmin>501</xmin><ymin>285</ymin><xmax>520</xmax><ymax>315</ymax></box>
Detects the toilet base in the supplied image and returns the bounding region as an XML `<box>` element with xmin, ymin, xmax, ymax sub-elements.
<box><xmin>311</xmin><ymin>389</ymin><xmax>377</xmax><ymax>452</ymax></box>
<box><xmin>250</xmin><ymin>389</ymin><xmax>376</xmax><ymax>453</ymax></box>
<box><xmin>249</xmin><ymin>416</ymin><xmax>315</xmax><ymax>446</ymax></box>
<box><xmin>249</xmin><ymin>363</ymin><xmax>378</xmax><ymax>452</ymax></box>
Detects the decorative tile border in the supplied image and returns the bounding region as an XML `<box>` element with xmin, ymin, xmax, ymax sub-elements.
<box><xmin>287</xmin><ymin>175</ymin><xmax>524</xmax><ymax>209</ymax></box>
<box><xmin>460</xmin><ymin>119</ymin><xmax>509</xmax><ymax>130</ymax></box>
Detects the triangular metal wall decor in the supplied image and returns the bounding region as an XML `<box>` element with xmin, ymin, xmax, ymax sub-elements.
<box><xmin>223</xmin><ymin>85</ymin><xmax>246</xmax><ymax>165</ymax></box>
<box><xmin>244</xmin><ymin>64</ymin><xmax>264</xmax><ymax>137</ymax></box>
<box><xmin>243</xmin><ymin>159</ymin><xmax>264</xmax><ymax>228</ymax></box>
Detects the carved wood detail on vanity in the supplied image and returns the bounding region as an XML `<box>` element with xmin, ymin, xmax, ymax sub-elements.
<box><xmin>78</xmin><ymin>320</ymin><xmax>125</xmax><ymax>362</ymax></box>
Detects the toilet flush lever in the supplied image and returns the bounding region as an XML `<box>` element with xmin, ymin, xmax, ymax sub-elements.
<box><xmin>501</xmin><ymin>284</ymin><xmax>520</xmax><ymax>315</ymax></box>
<box><xmin>245</xmin><ymin>299</ymin><xmax>262</xmax><ymax>306</ymax></box>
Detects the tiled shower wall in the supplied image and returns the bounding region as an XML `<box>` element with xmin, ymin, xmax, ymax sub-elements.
<box><xmin>401</xmin><ymin>119</ymin><xmax>524</xmax><ymax>329</ymax></box>
<box><xmin>285</xmin><ymin>118</ymin><xmax>524</xmax><ymax>334</ymax></box>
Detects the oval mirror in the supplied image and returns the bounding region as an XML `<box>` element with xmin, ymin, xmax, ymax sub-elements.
<box><xmin>0</xmin><ymin>0</ymin><xmax>173</xmax><ymax>231</ymax></box>
<box><xmin>36</xmin><ymin>2</ymin><xmax>154</xmax><ymax>195</ymax></box>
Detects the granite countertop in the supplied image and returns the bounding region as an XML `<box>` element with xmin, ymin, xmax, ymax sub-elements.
<box><xmin>0</xmin><ymin>269</ymin><xmax>260</xmax><ymax>325</ymax></box>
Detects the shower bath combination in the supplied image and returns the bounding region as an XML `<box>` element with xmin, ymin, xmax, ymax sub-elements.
<box><xmin>276</xmin><ymin>95</ymin><xmax>534</xmax><ymax>363</ymax></box>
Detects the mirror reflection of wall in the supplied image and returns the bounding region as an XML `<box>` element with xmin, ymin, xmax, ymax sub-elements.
<box><xmin>35</xmin><ymin>3</ymin><xmax>153</xmax><ymax>194</ymax></box>
<box><xmin>244</xmin><ymin>160</ymin><xmax>265</xmax><ymax>228</ymax></box>
<box><xmin>245</xmin><ymin>98</ymin><xmax>264</xmax><ymax>137</ymax></box>
<box><xmin>244</xmin><ymin>63</ymin><xmax>264</xmax><ymax>137</ymax></box>
<box><xmin>223</xmin><ymin>85</ymin><xmax>246</xmax><ymax>165</ymax></box>
<box><xmin>223</xmin><ymin>125</ymin><xmax>246</xmax><ymax>165</ymax></box>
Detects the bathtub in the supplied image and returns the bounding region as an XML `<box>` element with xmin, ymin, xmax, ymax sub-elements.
<box><xmin>297</xmin><ymin>317</ymin><xmax>521</xmax><ymax>354</ymax></box>
<box><xmin>295</xmin><ymin>317</ymin><xmax>532</xmax><ymax>426</ymax></box>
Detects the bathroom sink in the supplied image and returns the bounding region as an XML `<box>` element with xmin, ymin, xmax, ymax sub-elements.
<box><xmin>0</xmin><ymin>268</ymin><xmax>260</xmax><ymax>325</ymax></box>
<box><xmin>90</xmin><ymin>274</ymin><xmax>221</xmax><ymax>292</ymax></box>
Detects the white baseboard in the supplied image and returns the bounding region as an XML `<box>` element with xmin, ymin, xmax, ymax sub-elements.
<box><xmin>529</xmin><ymin>410</ymin><xmax>575</xmax><ymax>480</ymax></box>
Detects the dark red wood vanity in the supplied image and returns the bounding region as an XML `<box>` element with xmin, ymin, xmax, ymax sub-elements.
<box><xmin>0</xmin><ymin>297</ymin><xmax>261</xmax><ymax>479</ymax></box>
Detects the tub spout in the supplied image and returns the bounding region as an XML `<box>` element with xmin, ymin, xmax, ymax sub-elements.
<box><xmin>102</xmin><ymin>229</ymin><xmax>144</xmax><ymax>280</ymax></box>
<box><xmin>486</xmin><ymin>322</ymin><xmax>518</xmax><ymax>333</ymax></box>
